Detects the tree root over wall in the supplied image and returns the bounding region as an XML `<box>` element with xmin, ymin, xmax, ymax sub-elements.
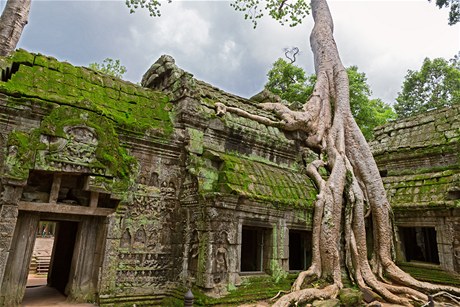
<box><xmin>215</xmin><ymin>0</ymin><xmax>460</xmax><ymax>305</ymax></box>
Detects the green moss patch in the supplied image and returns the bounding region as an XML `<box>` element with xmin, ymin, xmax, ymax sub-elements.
<box><xmin>218</xmin><ymin>153</ymin><xmax>316</xmax><ymax>208</ymax></box>
<box><xmin>5</xmin><ymin>129</ymin><xmax>44</xmax><ymax>180</ymax></box>
<box><xmin>5</xmin><ymin>105</ymin><xmax>138</xmax><ymax>183</ymax></box>
<box><xmin>398</xmin><ymin>262</ymin><xmax>460</xmax><ymax>286</ymax></box>
<box><xmin>165</xmin><ymin>275</ymin><xmax>297</xmax><ymax>306</ymax></box>
<box><xmin>0</xmin><ymin>49</ymin><xmax>173</xmax><ymax>137</ymax></box>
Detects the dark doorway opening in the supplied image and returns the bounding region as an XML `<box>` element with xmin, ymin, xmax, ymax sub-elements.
<box><xmin>24</xmin><ymin>220</ymin><xmax>78</xmax><ymax>302</ymax></box>
<box><xmin>241</xmin><ymin>226</ymin><xmax>268</xmax><ymax>272</ymax></box>
<box><xmin>48</xmin><ymin>221</ymin><xmax>78</xmax><ymax>294</ymax></box>
<box><xmin>289</xmin><ymin>230</ymin><xmax>312</xmax><ymax>271</ymax></box>
<box><xmin>399</xmin><ymin>227</ymin><xmax>439</xmax><ymax>264</ymax></box>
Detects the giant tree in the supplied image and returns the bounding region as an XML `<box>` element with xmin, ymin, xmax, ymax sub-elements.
<box><xmin>215</xmin><ymin>2</ymin><xmax>460</xmax><ymax>305</ymax></box>
<box><xmin>0</xmin><ymin>0</ymin><xmax>31</xmax><ymax>56</ymax></box>
<box><xmin>2</xmin><ymin>0</ymin><xmax>459</xmax><ymax>304</ymax></box>
<box><xmin>130</xmin><ymin>0</ymin><xmax>460</xmax><ymax>305</ymax></box>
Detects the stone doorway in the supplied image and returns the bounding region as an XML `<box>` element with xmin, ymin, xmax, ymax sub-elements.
<box><xmin>288</xmin><ymin>230</ymin><xmax>312</xmax><ymax>271</ymax></box>
<box><xmin>0</xmin><ymin>171</ymin><xmax>119</xmax><ymax>305</ymax></box>
<box><xmin>1</xmin><ymin>210</ymin><xmax>108</xmax><ymax>306</ymax></box>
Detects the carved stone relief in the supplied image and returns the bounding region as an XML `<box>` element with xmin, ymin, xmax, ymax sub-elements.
<box><xmin>213</xmin><ymin>230</ymin><xmax>229</xmax><ymax>284</ymax></box>
<box><xmin>36</xmin><ymin>125</ymin><xmax>105</xmax><ymax>174</ymax></box>
<box><xmin>116</xmin><ymin>182</ymin><xmax>181</xmax><ymax>291</ymax></box>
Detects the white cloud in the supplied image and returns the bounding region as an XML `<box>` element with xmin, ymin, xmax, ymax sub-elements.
<box><xmin>17</xmin><ymin>0</ymin><xmax>460</xmax><ymax>104</ymax></box>
<box><xmin>218</xmin><ymin>40</ymin><xmax>242</xmax><ymax>70</ymax></box>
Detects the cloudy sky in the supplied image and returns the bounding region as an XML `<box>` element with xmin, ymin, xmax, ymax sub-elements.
<box><xmin>14</xmin><ymin>0</ymin><xmax>460</xmax><ymax>105</ymax></box>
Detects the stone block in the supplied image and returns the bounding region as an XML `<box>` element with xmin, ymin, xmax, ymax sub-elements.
<box><xmin>0</xmin><ymin>221</ymin><xmax>16</xmax><ymax>237</ymax></box>
<box><xmin>339</xmin><ymin>288</ymin><xmax>363</xmax><ymax>306</ymax></box>
<box><xmin>0</xmin><ymin>205</ymin><xmax>18</xmax><ymax>219</ymax></box>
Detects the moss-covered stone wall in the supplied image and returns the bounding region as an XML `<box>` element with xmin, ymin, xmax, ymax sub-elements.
<box><xmin>370</xmin><ymin>105</ymin><xmax>460</xmax><ymax>273</ymax></box>
<box><xmin>0</xmin><ymin>50</ymin><xmax>183</xmax><ymax>306</ymax></box>
<box><xmin>370</xmin><ymin>105</ymin><xmax>459</xmax><ymax>209</ymax></box>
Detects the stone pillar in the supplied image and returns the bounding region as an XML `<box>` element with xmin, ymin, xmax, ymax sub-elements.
<box><xmin>0</xmin><ymin>210</ymin><xmax>39</xmax><ymax>306</ymax></box>
<box><xmin>93</xmin><ymin>214</ymin><xmax>119</xmax><ymax>297</ymax></box>
<box><xmin>0</xmin><ymin>185</ymin><xmax>23</xmax><ymax>306</ymax></box>
<box><xmin>67</xmin><ymin>216</ymin><xmax>105</xmax><ymax>302</ymax></box>
<box><xmin>436</xmin><ymin>223</ymin><xmax>455</xmax><ymax>271</ymax></box>
<box><xmin>268</xmin><ymin>221</ymin><xmax>288</xmax><ymax>278</ymax></box>
<box><xmin>281</xmin><ymin>221</ymin><xmax>289</xmax><ymax>271</ymax></box>
<box><xmin>393</xmin><ymin>226</ymin><xmax>406</xmax><ymax>263</ymax></box>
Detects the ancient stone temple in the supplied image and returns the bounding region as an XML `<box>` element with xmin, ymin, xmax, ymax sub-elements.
<box><xmin>370</xmin><ymin>106</ymin><xmax>460</xmax><ymax>274</ymax></box>
<box><xmin>0</xmin><ymin>50</ymin><xmax>458</xmax><ymax>306</ymax></box>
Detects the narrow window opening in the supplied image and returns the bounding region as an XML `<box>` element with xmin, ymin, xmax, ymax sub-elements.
<box><xmin>399</xmin><ymin>227</ymin><xmax>439</xmax><ymax>264</ymax></box>
<box><xmin>289</xmin><ymin>230</ymin><xmax>312</xmax><ymax>271</ymax></box>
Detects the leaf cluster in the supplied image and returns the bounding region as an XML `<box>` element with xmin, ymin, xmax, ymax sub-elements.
<box><xmin>265</xmin><ymin>59</ymin><xmax>395</xmax><ymax>140</ymax></box>
<box><xmin>125</xmin><ymin>0</ymin><xmax>171</xmax><ymax>17</ymax></box>
<box><xmin>430</xmin><ymin>0</ymin><xmax>460</xmax><ymax>25</ymax></box>
<box><xmin>89</xmin><ymin>58</ymin><xmax>127</xmax><ymax>79</ymax></box>
<box><xmin>231</xmin><ymin>0</ymin><xmax>310</xmax><ymax>28</ymax></box>
<box><xmin>394</xmin><ymin>56</ymin><xmax>460</xmax><ymax>118</ymax></box>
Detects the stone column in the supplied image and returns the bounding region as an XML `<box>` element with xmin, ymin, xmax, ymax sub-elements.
<box><xmin>0</xmin><ymin>209</ymin><xmax>39</xmax><ymax>306</ymax></box>
<box><xmin>436</xmin><ymin>223</ymin><xmax>455</xmax><ymax>271</ymax></box>
<box><xmin>0</xmin><ymin>185</ymin><xmax>23</xmax><ymax>304</ymax></box>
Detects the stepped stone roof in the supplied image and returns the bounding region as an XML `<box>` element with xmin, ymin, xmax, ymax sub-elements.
<box><xmin>370</xmin><ymin>105</ymin><xmax>460</xmax><ymax>209</ymax></box>
<box><xmin>142</xmin><ymin>55</ymin><xmax>317</xmax><ymax>208</ymax></box>
<box><xmin>0</xmin><ymin>49</ymin><xmax>172</xmax><ymax>137</ymax></box>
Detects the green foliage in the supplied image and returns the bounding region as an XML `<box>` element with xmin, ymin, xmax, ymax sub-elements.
<box><xmin>126</xmin><ymin>0</ymin><xmax>309</xmax><ymax>28</ymax></box>
<box><xmin>264</xmin><ymin>59</ymin><xmax>396</xmax><ymax>140</ymax></box>
<box><xmin>125</xmin><ymin>0</ymin><xmax>171</xmax><ymax>17</ymax></box>
<box><xmin>265</xmin><ymin>58</ymin><xmax>313</xmax><ymax>106</ymax></box>
<box><xmin>394</xmin><ymin>56</ymin><xmax>460</xmax><ymax>118</ymax></box>
<box><xmin>347</xmin><ymin>66</ymin><xmax>396</xmax><ymax>140</ymax></box>
<box><xmin>430</xmin><ymin>0</ymin><xmax>460</xmax><ymax>25</ymax></box>
<box><xmin>89</xmin><ymin>58</ymin><xmax>127</xmax><ymax>78</ymax></box>
<box><xmin>231</xmin><ymin>0</ymin><xmax>310</xmax><ymax>28</ymax></box>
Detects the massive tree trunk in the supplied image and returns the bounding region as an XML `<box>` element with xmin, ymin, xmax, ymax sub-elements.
<box><xmin>218</xmin><ymin>0</ymin><xmax>460</xmax><ymax>305</ymax></box>
<box><xmin>0</xmin><ymin>0</ymin><xmax>31</xmax><ymax>56</ymax></box>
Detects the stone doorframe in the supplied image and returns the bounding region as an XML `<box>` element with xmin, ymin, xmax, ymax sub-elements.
<box><xmin>0</xmin><ymin>183</ymin><xmax>112</xmax><ymax>307</ymax></box>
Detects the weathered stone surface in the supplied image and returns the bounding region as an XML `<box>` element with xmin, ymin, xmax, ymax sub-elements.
<box><xmin>0</xmin><ymin>50</ymin><xmax>458</xmax><ymax>306</ymax></box>
<box><xmin>339</xmin><ymin>288</ymin><xmax>363</xmax><ymax>306</ymax></box>
<box><xmin>370</xmin><ymin>104</ymin><xmax>460</xmax><ymax>273</ymax></box>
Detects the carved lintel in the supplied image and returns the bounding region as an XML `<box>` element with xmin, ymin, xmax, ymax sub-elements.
<box><xmin>18</xmin><ymin>201</ymin><xmax>114</xmax><ymax>216</ymax></box>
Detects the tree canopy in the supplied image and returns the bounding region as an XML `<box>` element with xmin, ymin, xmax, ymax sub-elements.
<box><xmin>126</xmin><ymin>0</ymin><xmax>310</xmax><ymax>27</ymax></box>
<box><xmin>88</xmin><ymin>58</ymin><xmax>127</xmax><ymax>78</ymax></box>
<box><xmin>430</xmin><ymin>0</ymin><xmax>460</xmax><ymax>25</ymax></box>
<box><xmin>394</xmin><ymin>56</ymin><xmax>460</xmax><ymax>118</ymax></box>
<box><xmin>265</xmin><ymin>58</ymin><xmax>395</xmax><ymax>140</ymax></box>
